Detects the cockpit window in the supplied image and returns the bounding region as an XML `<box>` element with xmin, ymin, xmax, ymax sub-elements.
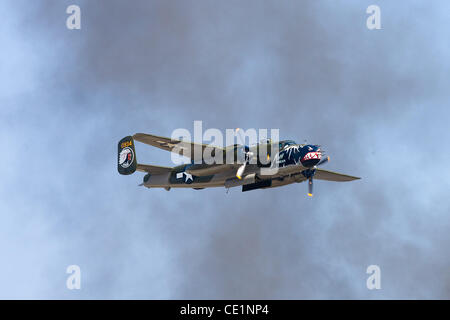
<box><xmin>279</xmin><ymin>140</ymin><xmax>296</xmax><ymax>149</ymax></box>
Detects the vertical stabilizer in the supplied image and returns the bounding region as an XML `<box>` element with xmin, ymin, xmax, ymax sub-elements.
<box><xmin>118</xmin><ymin>136</ymin><xmax>137</xmax><ymax>175</ymax></box>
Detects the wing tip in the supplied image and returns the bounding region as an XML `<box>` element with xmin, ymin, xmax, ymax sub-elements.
<box><xmin>344</xmin><ymin>176</ymin><xmax>361</xmax><ymax>181</ymax></box>
<box><xmin>315</xmin><ymin>168</ymin><xmax>361</xmax><ymax>182</ymax></box>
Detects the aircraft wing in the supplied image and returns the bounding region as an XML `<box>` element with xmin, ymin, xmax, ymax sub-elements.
<box><xmin>133</xmin><ymin>133</ymin><xmax>225</xmax><ymax>162</ymax></box>
<box><xmin>314</xmin><ymin>169</ymin><xmax>360</xmax><ymax>181</ymax></box>
<box><xmin>185</xmin><ymin>163</ymin><xmax>239</xmax><ymax>176</ymax></box>
<box><xmin>136</xmin><ymin>164</ymin><xmax>173</xmax><ymax>174</ymax></box>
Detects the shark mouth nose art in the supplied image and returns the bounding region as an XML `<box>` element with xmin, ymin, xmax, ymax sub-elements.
<box><xmin>302</xmin><ymin>151</ymin><xmax>322</xmax><ymax>162</ymax></box>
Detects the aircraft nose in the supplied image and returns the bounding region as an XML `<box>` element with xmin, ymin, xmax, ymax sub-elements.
<box><xmin>300</xmin><ymin>145</ymin><xmax>322</xmax><ymax>167</ymax></box>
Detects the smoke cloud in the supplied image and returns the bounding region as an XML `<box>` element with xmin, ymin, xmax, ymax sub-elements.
<box><xmin>0</xmin><ymin>0</ymin><xmax>449</xmax><ymax>298</ymax></box>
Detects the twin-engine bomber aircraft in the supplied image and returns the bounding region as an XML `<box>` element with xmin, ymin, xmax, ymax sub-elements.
<box><xmin>118</xmin><ymin>133</ymin><xmax>360</xmax><ymax>196</ymax></box>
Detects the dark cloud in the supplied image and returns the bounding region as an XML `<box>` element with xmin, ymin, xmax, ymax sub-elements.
<box><xmin>1</xmin><ymin>0</ymin><xmax>450</xmax><ymax>298</ymax></box>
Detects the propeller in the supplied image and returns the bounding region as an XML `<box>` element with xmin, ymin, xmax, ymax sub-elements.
<box><xmin>317</xmin><ymin>155</ymin><xmax>330</xmax><ymax>166</ymax></box>
<box><xmin>304</xmin><ymin>153</ymin><xmax>330</xmax><ymax>197</ymax></box>
<box><xmin>236</xmin><ymin>145</ymin><xmax>254</xmax><ymax>180</ymax></box>
<box><xmin>308</xmin><ymin>178</ymin><xmax>313</xmax><ymax>197</ymax></box>
<box><xmin>235</xmin><ymin>128</ymin><xmax>254</xmax><ymax>179</ymax></box>
<box><xmin>236</xmin><ymin>158</ymin><xmax>247</xmax><ymax>180</ymax></box>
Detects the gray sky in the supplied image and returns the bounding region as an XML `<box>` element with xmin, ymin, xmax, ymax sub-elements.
<box><xmin>1</xmin><ymin>0</ymin><xmax>449</xmax><ymax>299</ymax></box>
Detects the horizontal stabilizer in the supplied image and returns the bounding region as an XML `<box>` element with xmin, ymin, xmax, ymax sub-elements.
<box><xmin>136</xmin><ymin>164</ymin><xmax>173</xmax><ymax>174</ymax></box>
<box><xmin>186</xmin><ymin>163</ymin><xmax>235</xmax><ymax>176</ymax></box>
<box><xmin>314</xmin><ymin>169</ymin><xmax>360</xmax><ymax>182</ymax></box>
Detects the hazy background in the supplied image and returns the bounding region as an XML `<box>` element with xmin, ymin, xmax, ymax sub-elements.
<box><xmin>1</xmin><ymin>0</ymin><xmax>449</xmax><ymax>299</ymax></box>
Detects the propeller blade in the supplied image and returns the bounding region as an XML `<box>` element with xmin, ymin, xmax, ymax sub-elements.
<box><xmin>317</xmin><ymin>156</ymin><xmax>330</xmax><ymax>166</ymax></box>
<box><xmin>236</xmin><ymin>162</ymin><xmax>246</xmax><ymax>180</ymax></box>
<box><xmin>235</xmin><ymin>128</ymin><xmax>255</xmax><ymax>179</ymax></box>
<box><xmin>307</xmin><ymin>178</ymin><xmax>313</xmax><ymax>197</ymax></box>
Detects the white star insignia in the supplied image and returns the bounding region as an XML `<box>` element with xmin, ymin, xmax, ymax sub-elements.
<box><xmin>156</xmin><ymin>140</ymin><xmax>179</xmax><ymax>148</ymax></box>
<box><xmin>176</xmin><ymin>172</ymin><xmax>193</xmax><ymax>183</ymax></box>
<box><xmin>184</xmin><ymin>173</ymin><xmax>193</xmax><ymax>182</ymax></box>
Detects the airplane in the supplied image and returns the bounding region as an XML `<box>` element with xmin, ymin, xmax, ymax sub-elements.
<box><xmin>117</xmin><ymin>132</ymin><xmax>360</xmax><ymax>196</ymax></box>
